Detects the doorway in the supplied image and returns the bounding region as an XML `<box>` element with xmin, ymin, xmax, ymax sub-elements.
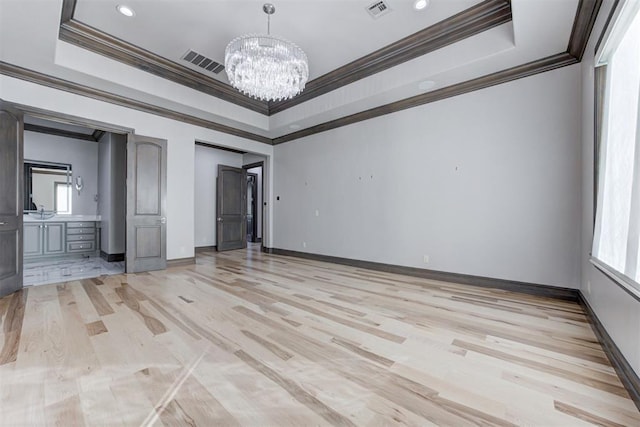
<box><xmin>193</xmin><ymin>144</ymin><xmax>268</xmax><ymax>254</ymax></box>
<box><xmin>246</xmin><ymin>172</ymin><xmax>258</xmax><ymax>243</ymax></box>
<box><xmin>243</xmin><ymin>161</ymin><xmax>264</xmax><ymax>245</ymax></box>
<box><xmin>1</xmin><ymin>103</ymin><xmax>168</xmax><ymax>294</ymax></box>
<box><xmin>21</xmin><ymin>115</ymin><xmax>129</xmax><ymax>286</ymax></box>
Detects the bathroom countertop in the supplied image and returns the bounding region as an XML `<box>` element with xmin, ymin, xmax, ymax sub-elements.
<box><xmin>23</xmin><ymin>214</ymin><xmax>102</xmax><ymax>222</ymax></box>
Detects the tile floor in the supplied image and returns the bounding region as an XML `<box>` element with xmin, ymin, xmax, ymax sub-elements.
<box><xmin>23</xmin><ymin>255</ymin><xmax>125</xmax><ymax>286</ymax></box>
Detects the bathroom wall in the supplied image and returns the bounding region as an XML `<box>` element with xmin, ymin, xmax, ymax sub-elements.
<box><xmin>24</xmin><ymin>130</ymin><xmax>99</xmax><ymax>215</ymax></box>
<box><xmin>97</xmin><ymin>132</ymin><xmax>126</xmax><ymax>256</ymax></box>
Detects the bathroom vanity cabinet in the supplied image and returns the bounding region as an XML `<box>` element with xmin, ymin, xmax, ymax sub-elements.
<box><xmin>24</xmin><ymin>222</ymin><xmax>65</xmax><ymax>257</ymax></box>
<box><xmin>24</xmin><ymin>220</ymin><xmax>98</xmax><ymax>258</ymax></box>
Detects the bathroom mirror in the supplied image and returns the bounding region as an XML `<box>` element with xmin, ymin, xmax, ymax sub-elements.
<box><xmin>23</xmin><ymin>160</ymin><xmax>72</xmax><ymax>213</ymax></box>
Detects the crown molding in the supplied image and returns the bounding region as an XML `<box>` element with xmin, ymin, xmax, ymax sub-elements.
<box><xmin>268</xmin><ymin>0</ymin><xmax>512</xmax><ymax>114</ymax></box>
<box><xmin>2</xmin><ymin>0</ymin><xmax>600</xmax><ymax>147</ymax></box>
<box><xmin>0</xmin><ymin>61</ymin><xmax>272</xmax><ymax>145</ymax></box>
<box><xmin>568</xmin><ymin>0</ymin><xmax>603</xmax><ymax>60</ymax></box>
<box><xmin>272</xmin><ymin>0</ymin><xmax>599</xmax><ymax>144</ymax></box>
<box><xmin>272</xmin><ymin>52</ymin><xmax>578</xmax><ymax>145</ymax></box>
<box><xmin>58</xmin><ymin>19</ymin><xmax>269</xmax><ymax>115</ymax></box>
<box><xmin>58</xmin><ymin>0</ymin><xmax>512</xmax><ymax>116</ymax></box>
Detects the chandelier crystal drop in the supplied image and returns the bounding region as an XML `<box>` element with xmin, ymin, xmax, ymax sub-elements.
<box><xmin>225</xmin><ymin>4</ymin><xmax>309</xmax><ymax>102</ymax></box>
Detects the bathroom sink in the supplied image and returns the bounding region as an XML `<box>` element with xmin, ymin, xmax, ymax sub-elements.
<box><xmin>29</xmin><ymin>211</ymin><xmax>56</xmax><ymax>220</ymax></box>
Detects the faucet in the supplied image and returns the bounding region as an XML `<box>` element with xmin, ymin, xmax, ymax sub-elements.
<box><xmin>39</xmin><ymin>205</ymin><xmax>45</xmax><ymax>219</ymax></box>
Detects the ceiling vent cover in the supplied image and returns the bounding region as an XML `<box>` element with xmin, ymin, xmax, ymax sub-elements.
<box><xmin>366</xmin><ymin>0</ymin><xmax>392</xmax><ymax>19</ymax></box>
<box><xmin>181</xmin><ymin>49</ymin><xmax>225</xmax><ymax>74</ymax></box>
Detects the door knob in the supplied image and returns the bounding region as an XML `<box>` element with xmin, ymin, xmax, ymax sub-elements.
<box><xmin>157</xmin><ymin>217</ymin><xmax>167</xmax><ymax>224</ymax></box>
<box><xmin>217</xmin><ymin>217</ymin><xmax>223</xmax><ymax>222</ymax></box>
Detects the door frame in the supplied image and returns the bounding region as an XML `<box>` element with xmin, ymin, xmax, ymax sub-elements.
<box><xmin>3</xmin><ymin>101</ymin><xmax>134</xmax><ymax>273</ymax></box>
<box><xmin>246</xmin><ymin>172</ymin><xmax>258</xmax><ymax>243</ymax></box>
<box><xmin>243</xmin><ymin>161</ymin><xmax>265</xmax><ymax>250</ymax></box>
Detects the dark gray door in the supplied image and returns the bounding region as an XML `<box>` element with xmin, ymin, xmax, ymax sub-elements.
<box><xmin>216</xmin><ymin>165</ymin><xmax>246</xmax><ymax>251</ymax></box>
<box><xmin>126</xmin><ymin>134</ymin><xmax>167</xmax><ymax>273</ymax></box>
<box><xmin>0</xmin><ymin>105</ymin><xmax>23</xmax><ymax>297</ymax></box>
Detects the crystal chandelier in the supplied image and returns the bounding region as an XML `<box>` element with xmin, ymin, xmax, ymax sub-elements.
<box><xmin>225</xmin><ymin>3</ymin><xmax>309</xmax><ymax>102</ymax></box>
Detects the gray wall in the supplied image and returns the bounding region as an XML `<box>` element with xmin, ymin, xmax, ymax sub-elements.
<box><xmin>194</xmin><ymin>145</ymin><xmax>243</xmax><ymax>247</ymax></box>
<box><xmin>97</xmin><ymin>132</ymin><xmax>126</xmax><ymax>255</ymax></box>
<box><xmin>273</xmin><ymin>64</ymin><xmax>582</xmax><ymax>289</ymax></box>
<box><xmin>24</xmin><ymin>130</ymin><xmax>99</xmax><ymax>215</ymax></box>
<box><xmin>580</xmin><ymin>0</ymin><xmax>640</xmax><ymax>376</ymax></box>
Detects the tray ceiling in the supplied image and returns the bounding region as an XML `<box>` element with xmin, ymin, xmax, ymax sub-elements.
<box><xmin>0</xmin><ymin>0</ymin><xmax>600</xmax><ymax>143</ymax></box>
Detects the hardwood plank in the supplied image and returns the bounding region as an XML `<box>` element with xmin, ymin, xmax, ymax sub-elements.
<box><xmin>136</xmin><ymin>366</ymin><xmax>242</xmax><ymax>427</ymax></box>
<box><xmin>454</xmin><ymin>339</ymin><xmax>628</xmax><ymax>398</ymax></box>
<box><xmin>45</xmin><ymin>395</ymin><xmax>86</xmax><ymax>427</ymax></box>
<box><xmin>240</xmin><ymin>330</ymin><xmax>293</xmax><ymax>361</ymax></box>
<box><xmin>85</xmin><ymin>320</ymin><xmax>108</xmax><ymax>337</ymax></box>
<box><xmin>114</xmin><ymin>285</ymin><xmax>166</xmax><ymax>335</ymax></box>
<box><xmin>132</xmin><ymin>289</ymin><xmax>201</xmax><ymax>341</ymax></box>
<box><xmin>0</xmin><ymin>245</ymin><xmax>638</xmax><ymax>425</ymax></box>
<box><xmin>554</xmin><ymin>400</ymin><xmax>626</xmax><ymax>427</ymax></box>
<box><xmin>0</xmin><ymin>289</ymin><xmax>27</xmax><ymax>365</ymax></box>
<box><xmin>504</xmin><ymin>372</ymin><xmax>640</xmax><ymax>425</ymax></box>
<box><xmin>231</xmin><ymin>279</ymin><xmax>406</xmax><ymax>344</ymax></box>
<box><xmin>330</xmin><ymin>337</ymin><xmax>395</xmax><ymax>368</ymax></box>
<box><xmin>234</xmin><ymin>349</ymin><xmax>357</xmax><ymax>427</ymax></box>
<box><xmin>81</xmin><ymin>280</ymin><xmax>114</xmax><ymax>316</ymax></box>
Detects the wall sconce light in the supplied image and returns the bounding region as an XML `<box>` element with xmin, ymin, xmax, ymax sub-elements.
<box><xmin>75</xmin><ymin>176</ymin><xmax>83</xmax><ymax>195</ymax></box>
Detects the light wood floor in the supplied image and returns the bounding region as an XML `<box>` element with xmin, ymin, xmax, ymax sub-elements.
<box><xmin>1</xmin><ymin>245</ymin><xmax>638</xmax><ymax>426</ymax></box>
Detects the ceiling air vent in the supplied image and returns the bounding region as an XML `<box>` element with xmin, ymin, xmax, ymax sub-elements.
<box><xmin>181</xmin><ymin>49</ymin><xmax>225</xmax><ymax>74</ymax></box>
<box><xmin>366</xmin><ymin>0</ymin><xmax>391</xmax><ymax>19</ymax></box>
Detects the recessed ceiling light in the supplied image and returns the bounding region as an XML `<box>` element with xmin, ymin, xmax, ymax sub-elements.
<box><xmin>116</xmin><ymin>5</ymin><xmax>135</xmax><ymax>17</ymax></box>
<box><xmin>414</xmin><ymin>0</ymin><xmax>429</xmax><ymax>11</ymax></box>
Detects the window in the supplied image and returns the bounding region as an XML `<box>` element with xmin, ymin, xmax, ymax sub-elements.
<box><xmin>54</xmin><ymin>181</ymin><xmax>72</xmax><ymax>214</ymax></box>
<box><xmin>592</xmin><ymin>2</ymin><xmax>640</xmax><ymax>293</ymax></box>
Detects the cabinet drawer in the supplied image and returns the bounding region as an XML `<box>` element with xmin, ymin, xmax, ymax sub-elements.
<box><xmin>67</xmin><ymin>227</ymin><xmax>95</xmax><ymax>235</ymax></box>
<box><xmin>67</xmin><ymin>241</ymin><xmax>95</xmax><ymax>252</ymax></box>
<box><xmin>67</xmin><ymin>234</ymin><xmax>95</xmax><ymax>242</ymax></box>
<box><xmin>67</xmin><ymin>222</ymin><xmax>95</xmax><ymax>228</ymax></box>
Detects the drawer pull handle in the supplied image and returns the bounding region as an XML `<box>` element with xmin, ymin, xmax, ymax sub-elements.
<box><xmin>0</xmin><ymin>222</ymin><xmax>6</xmax><ymax>226</ymax></box>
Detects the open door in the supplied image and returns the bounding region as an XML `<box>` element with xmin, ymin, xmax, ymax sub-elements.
<box><xmin>216</xmin><ymin>164</ymin><xmax>246</xmax><ymax>251</ymax></box>
<box><xmin>126</xmin><ymin>134</ymin><xmax>167</xmax><ymax>273</ymax></box>
<box><xmin>0</xmin><ymin>104</ymin><xmax>24</xmax><ymax>297</ymax></box>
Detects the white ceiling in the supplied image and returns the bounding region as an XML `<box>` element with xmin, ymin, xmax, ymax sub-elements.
<box><xmin>73</xmin><ymin>0</ymin><xmax>485</xmax><ymax>82</ymax></box>
<box><xmin>0</xmin><ymin>0</ymin><xmax>581</xmax><ymax>140</ymax></box>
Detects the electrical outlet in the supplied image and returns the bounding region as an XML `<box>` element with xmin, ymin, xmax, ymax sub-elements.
<box><xmin>315</xmin><ymin>209</ymin><xmax>319</xmax><ymax>217</ymax></box>
<box><xmin>587</xmin><ymin>280</ymin><xmax>591</xmax><ymax>294</ymax></box>
<box><xmin>423</xmin><ymin>255</ymin><xmax>429</xmax><ymax>264</ymax></box>
<box><xmin>302</xmin><ymin>242</ymin><xmax>307</xmax><ymax>248</ymax></box>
